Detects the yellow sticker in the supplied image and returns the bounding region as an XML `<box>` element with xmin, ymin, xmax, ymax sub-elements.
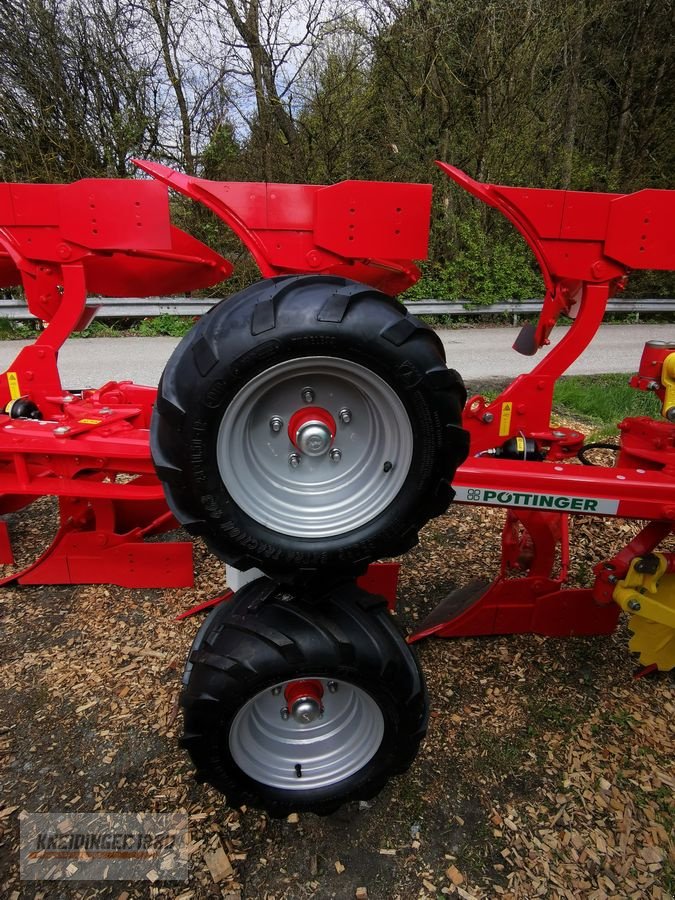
<box><xmin>498</xmin><ymin>402</ymin><xmax>512</xmax><ymax>436</ymax></box>
<box><xmin>78</xmin><ymin>418</ymin><xmax>102</xmax><ymax>425</ymax></box>
<box><xmin>516</xmin><ymin>436</ymin><xmax>525</xmax><ymax>453</ymax></box>
<box><xmin>6</xmin><ymin>371</ymin><xmax>20</xmax><ymax>401</ymax></box>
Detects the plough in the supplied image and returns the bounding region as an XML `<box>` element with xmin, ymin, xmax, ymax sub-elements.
<box><xmin>0</xmin><ymin>161</ymin><xmax>673</xmax><ymax>815</ymax></box>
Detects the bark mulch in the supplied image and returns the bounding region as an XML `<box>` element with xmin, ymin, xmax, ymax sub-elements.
<box><xmin>0</xmin><ymin>478</ymin><xmax>673</xmax><ymax>899</ymax></box>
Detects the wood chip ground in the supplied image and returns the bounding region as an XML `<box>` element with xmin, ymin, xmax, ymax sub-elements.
<box><xmin>0</xmin><ymin>418</ymin><xmax>673</xmax><ymax>898</ymax></box>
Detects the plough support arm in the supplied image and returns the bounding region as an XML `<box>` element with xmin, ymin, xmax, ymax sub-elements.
<box><xmin>438</xmin><ymin>162</ymin><xmax>675</xmax><ymax>354</ymax></box>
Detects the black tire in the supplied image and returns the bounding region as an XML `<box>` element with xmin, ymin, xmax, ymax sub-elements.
<box><xmin>181</xmin><ymin>577</ymin><xmax>428</xmax><ymax>816</ymax></box>
<box><xmin>151</xmin><ymin>274</ymin><xmax>468</xmax><ymax>579</ymax></box>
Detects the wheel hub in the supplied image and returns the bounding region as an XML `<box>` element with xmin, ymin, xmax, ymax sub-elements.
<box><xmin>296</xmin><ymin>421</ymin><xmax>332</xmax><ymax>456</ymax></box>
<box><xmin>285</xmin><ymin>679</ymin><xmax>324</xmax><ymax>723</ymax></box>
<box><xmin>288</xmin><ymin>406</ymin><xmax>336</xmax><ymax>457</ymax></box>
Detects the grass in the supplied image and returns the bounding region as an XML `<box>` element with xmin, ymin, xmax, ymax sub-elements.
<box><xmin>553</xmin><ymin>373</ymin><xmax>661</xmax><ymax>436</ymax></box>
<box><xmin>75</xmin><ymin>314</ymin><xmax>197</xmax><ymax>338</ymax></box>
<box><xmin>0</xmin><ymin>314</ymin><xmax>199</xmax><ymax>340</ymax></box>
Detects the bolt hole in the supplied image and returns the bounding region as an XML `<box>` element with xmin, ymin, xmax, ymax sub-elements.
<box><xmin>394</xmin><ymin>229</ymin><xmax>400</xmax><ymax>235</ymax></box>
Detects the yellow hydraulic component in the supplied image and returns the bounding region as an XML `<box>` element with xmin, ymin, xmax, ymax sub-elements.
<box><xmin>613</xmin><ymin>553</ymin><xmax>675</xmax><ymax>671</ymax></box>
<box><xmin>662</xmin><ymin>351</ymin><xmax>675</xmax><ymax>421</ymax></box>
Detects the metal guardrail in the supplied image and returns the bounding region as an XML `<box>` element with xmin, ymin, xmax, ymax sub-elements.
<box><xmin>0</xmin><ymin>296</ymin><xmax>673</xmax><ymax>320</ymax></box>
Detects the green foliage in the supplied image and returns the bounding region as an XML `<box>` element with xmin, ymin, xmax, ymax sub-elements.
<box><xmin>405</xmin><ymin>210</ymin><xmax>543</xmax><ymax>303</ymax></box>
<box><xmin>553</xmin><ymin>373</ymin><xmax>661</xmax><ymax>435</ymax></box>
<box><xmin>71</xmin><ymin>316</ymin><xmax>197</xmax><ymax>338</ymax></box>
<box><xmin>136</xmin><ymin>315</ymin><xmax>197</xmax><ymax>337</ymax></box>
<box><xmin>74</xmin><ymin>320</ymin><xmax>125</xmax><ymax>338</ymax></box>
<box><xmin>0</xmin><ymin>318</ymin><xmax>34</xmax><ymax>340</ymax></box>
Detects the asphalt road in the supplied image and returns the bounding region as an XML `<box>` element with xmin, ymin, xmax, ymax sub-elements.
<box><xmin>0</xmin><ymin>323</ymin><xmax>672</xmax><ymax>388</ymax></box>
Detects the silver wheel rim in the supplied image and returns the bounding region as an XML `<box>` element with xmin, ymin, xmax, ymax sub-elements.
<box><xmin>216</xmin><ymin>356</ymin><xmax>414</xmax><ymax>537</ymax></box>
<box><xmin>228</xmin><ymin>678</ymin><xmax>385</xmax><ymax>790</ymax></box>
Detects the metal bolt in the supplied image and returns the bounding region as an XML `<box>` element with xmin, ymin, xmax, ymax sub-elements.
<box><xmin>647</xmin><ymin>380</ymin><xmax>660</xmax><ymax>391</ymax></box>
<box><xmin>327</xmin><ymin>681</ymin><xmax>338</xmax><ymax>693</ymax></box>
<box><xmin>288</xmin><ymin>453</ymin><xmax>301</xmax><ymax>468</ymax></box>
<box><xmin>666</xmin><ymin>406</ymin><xmax>675</xmax><ymax>423</ymax></box>
<box><xmin>338</xmin><ymin>408</ymin><xmax>352</xmax><ymax>424</ymax></box>
<box><xmin>608</xmin><ymin>574</ymin><xmax>617</xmax><ymax>583</ymax></box>
<box><xmin>627</xmin><ymin>599</ymin><xmax>641</xmax><ymax>611</ymax></box>
<box><xmin>54</xmin><ymin>426</ymin><xmax>70</xmax><ymax>436</ymax></box>
<box><xmin>329</xmin><ymin>448</ymin><xmax>342</xmax><ymax>463</ymax></box>
<box><xmin>99</xmin><ymin>407</ymin><xmax>112</xmax><ymax>415</ymax></box>
<box><xmin>62</xmin><ymin>395</ymin><xmax>74</xmax><ymax>404</ymax></box>
<box><xmin>269</xmin><ymin>416</ymin><xmax>283</xmax><ymax>433</ymax></box>
<box><xmin>301</xmin><ymin>387</ymin><xmax>315</xmax><ymax>403</ymax></box>
<box><xmin>280</xmin><ymin>707</ymin><xmax>290</xmax><ymax>720</ymax></box>
<box><xmin>552</xmin><ymin>430</ymin><xmax>566</xmax><ymax>437</ymax></box>
<box><xmin>271</xmin><ymin>686</ymin><xmax>282</xmax><ymax>695</ymax></box>
<box><xmin>482</xmin><ymin>412</ymin><xmax>494</xmax><ymax>423</ymax></box>
<box><xmin>383</xmin><ymin>461</ymin><xmax>393</xmax><ymax>472</ymax></box>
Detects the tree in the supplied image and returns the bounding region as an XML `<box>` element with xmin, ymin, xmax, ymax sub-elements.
<box><xmin>0</xmin><ymin>0</ymin><xmax>159</xmax><ymax>180</ymax></box>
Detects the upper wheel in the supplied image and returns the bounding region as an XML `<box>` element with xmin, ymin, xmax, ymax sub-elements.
<box><xmin>151</xmin><ymin>275</ymin><xmax>468</xmax><ymax>578</ymax></box>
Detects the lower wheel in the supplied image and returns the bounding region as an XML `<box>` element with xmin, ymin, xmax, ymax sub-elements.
<box><xmin>151</xmin><ymin>274</ymin><xmax>468</xmax><ymax>579</ymax></box>
<box><xmin>181</xmin><ymin>577</ymin><xmax>429</xmax><ymax>816</ymax></box>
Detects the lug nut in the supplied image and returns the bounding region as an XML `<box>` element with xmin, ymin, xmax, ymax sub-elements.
<box><xmin>272</xmin><ymin>686</ymin><xmax>282</xmax><ymax>695</ymax></box>
<box><xmin>269</xmin><ymin>416</ymin><xmax>283</xmax><ymax>433</ymax></box>
<box><xmin>302</xmin><ymin>388</ymin><xmax>315</xmax><ymax>403</ymax></box>
<box><xmin>628</xmin><ymin>599</ymin><xmax>641</xmax><ymax>611</ymax></box>
<box><xmin>288</xmin><ymin>453</ymin><xmax>301</xmax><ymax>468</ymax></box>
<box><xmin>329</xmin><ymin>448</ymin><xmax>342</xmax><ymax>462</ymax></box>
<box><xmin>280</xmin><ymin>707</ymin><xmax>290</xmax><ymax>720</ymax></box>
<box><xmin>327</xmin><ymin>681</ymin><xmax>338</xmax><ymax>693</ymax></box>
<box><xmin>338</xmin><ymin>408</ymin><xmax>352</xmax><ymax>424</ymax></box>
